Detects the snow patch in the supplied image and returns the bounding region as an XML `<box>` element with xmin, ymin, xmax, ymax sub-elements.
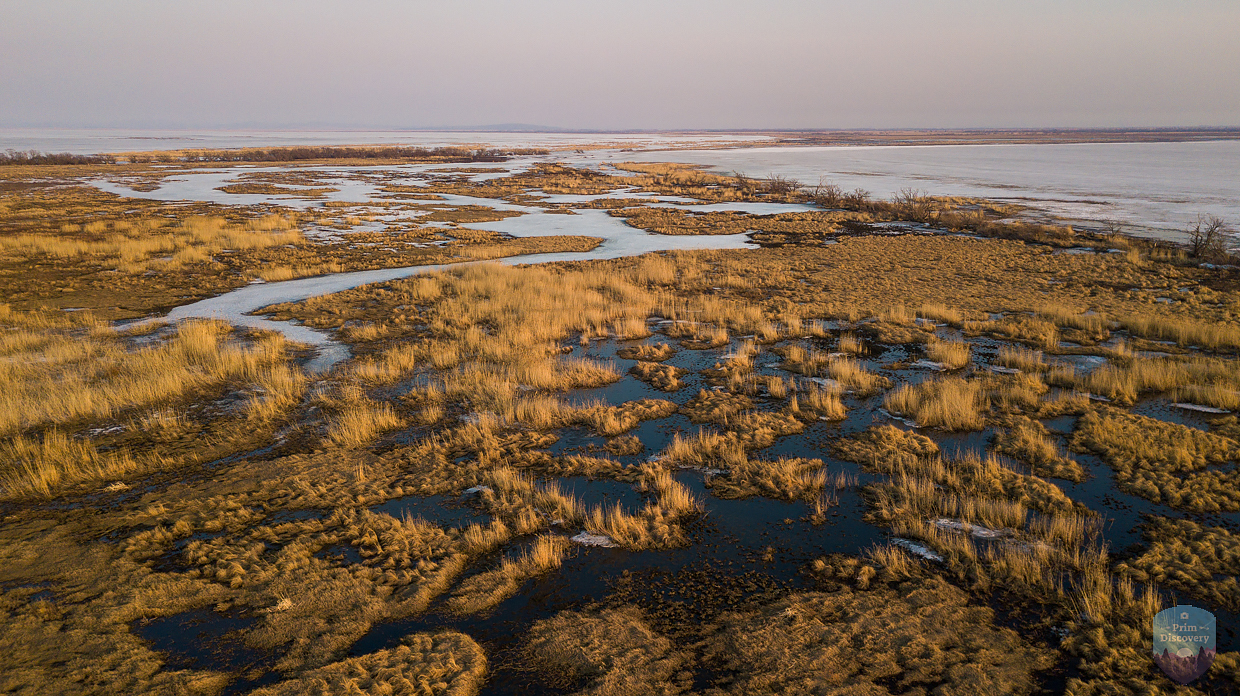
<box><xmin>1173</xmin><ymin>403</ymin><xmax>1230</xmax><ymax>414</ymax></box>
<box><xmin>891</xmin><ymin>538</ymin><xmax>943</xmax><ymax>562</ymax></box>
<box><xmin>571</xmin><ymin>532</ymin><xmax>617</xmax><ymax>548</ymax></box>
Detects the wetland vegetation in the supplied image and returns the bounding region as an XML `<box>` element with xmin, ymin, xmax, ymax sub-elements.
<box><xmin>2</xmin><ymin>145</ymin><xmax>1240</xmax><ymax>694</ymax></box>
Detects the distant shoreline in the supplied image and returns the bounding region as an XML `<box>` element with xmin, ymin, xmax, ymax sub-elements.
<box><xmin>4</xmin><ymin>127</ymin><xmax>1240</xmax><ymax>157</ymax></box>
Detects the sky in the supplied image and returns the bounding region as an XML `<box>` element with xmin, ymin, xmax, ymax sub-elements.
<box><xmin>2</xmin><ymin>0</ymin><xmax>1238</xmax><ymax>131</ymax></box>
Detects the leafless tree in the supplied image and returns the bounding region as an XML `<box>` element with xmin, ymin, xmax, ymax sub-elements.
<box><xmin>1189</xmin><ymin>216</ymin><xmax>1231</xmax><ymax>261</ymax></box>
<box><xmin>762</xmin><ymin>174</ymin><xmax>801</xmax><ymax>194</ymax></box>
<box><xmin>812</xmin><ymin>178</ymin><xmax>844</xmax><ymax>208</ymax></box>
<box><xmin>842</xmin><ymin>188</ymin><xmax>872</xmax><ymax>211</ymax></box>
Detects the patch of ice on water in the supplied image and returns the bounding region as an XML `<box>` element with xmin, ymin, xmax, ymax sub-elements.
<box><xmin>808</xmin><ymin>377</ymin><xmax>843</xmax><ymax>390</ymax></box>
<box><xmin>1173</xmin><ymin>403</ymin><xmax>1230</xmax><ymax>414</ymax></box>
<box><xmin>988</xmin><ymin>365</ymin><xmax>1021</xmax><ymax>374</ymax></box>
<box><xmin>1088</xmin><ymin>394</ymin><xmax>1111</xmax><ymax>402</ymax></box>
<box><xmin>911</xmin><ymin>359</ymin><xmax>946</xmax><ymax>371</ymax></box>
<box><xmin>879</xmin><ymin>409</ymin><xmax>919</xmax><ymax>428</ymax></box>
<box><xmin>891</xmin><ymin>538</ymin><xmax>943</xmax><ymax>562</ymax></box>
<box><xmin>572</xmin><ymin>532</ymin><xmax>617</xmax><ymax>547</ymax></box>
<box><xmin>462</xmin><ymin>485</ymin><xmax>492</xmax><ymax>497</ymax></box>
<box><xmin>931</xmin><ymin>518</ymin><xmax>1009</xmax><ymax>540</ymax></box>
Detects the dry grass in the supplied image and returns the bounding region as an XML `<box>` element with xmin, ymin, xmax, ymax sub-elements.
<box><xmin>605</xmin><ymin>435</ymin><xmax>644</xmax><ymax>456</ymax></box>
<box><xmin>1115</xmin><ymin>517</ymin><xmax>1240</xmax><ymax>612</ymax></box>
<box><xmin>996</xmin><ymin>345</ymin><xmax>1046</xmax><ymax>372</ymax></box>
<box><xmin>252</xmin><ymin>631</ymin><xmax>487</xmax><ymax>695</ymax></box>
<box><xmin>525</xmin><ymin>607</ymin><xmax>687</xmax><ymax>694</ymax></box>
<box><xmin>925</xmin><ymin>340</ymin><xmax>971</xmax><ymax>369</ymax></box>
<box><xmin>837</xmin><ymin>333</ymin><xmax>863</xmax><ymax>354</ymax></box>
<box><xmin>0</xmin><ymin>311</ymin><xmax>305</xmax><ymax>496</ymax></box>
<box><xmin>993</xmin><ymin>416</ymin><xmax>1085</xmax><ymax>482</ymax></box>
<box><xmin>709</xmin><ymin>457</ymin><xmax>828</xmax><ymax>501</ymax></box>
<box><xmin>918</xmin><ymin>303</ymin><xmax>966</xmax><ymax>326</ymax></box>
<box><xmin>1046</xmin><ymin>354</ymin><xmax>1240</xmax><ymax>405</ymax></box>
<box><xmin>1071</xmin><ymin>407</ymin><xmax>1240</xmax><ymax>511</ymax></box>
<box><xmin>616</xmin><ymin>342</ymin><xmax>676</xmax><ymax>361</ymax></box>
<box><xmin>325</xmin><ymin>400</ymin><xmax>403</xmax><ymax>447</ymax></box>
<box><xmin>628</xmin><ymin>361</ymin><xmax>687</xmax><ymax>391</ymax></box>
<box><xmin>658</xmin><ymin>429</ymin><xmax>743</xmax><ymax>469</ymax></box>
<box><xmin>0</xmin><ymin>318</ymin><xmax>298</xmax><ymax>435</ymax></box>
<box><xmin>967</xmin><ymin>317</ymin><xmax>1060</xmax><ymax>350</ymax></box>
<box><xmin>788</xmin><ymin>381</ymin><xmax>846</xmax><ymax>421</ymax></box>
<box><xmin>573</xmin><ymin>399</ymin><xmax>678</xmax><ymax>437</ymax></box>
<box><xmin>446</xmin><ymin>535</ymin><xmax>571</xmax><ymax>614</ymax></box>
<box><xmin>884</xmin><ymin>377</ymin><xmax>985</xmax><ymax>430</ymax></box>
<box><xmin>682</xmin><ymin>389</ymin><xmax>752</xmax><ymax>423</ymax></box>
<box><xmin>1</xmin><ymin>430</ymin><xmax>148</xmax><ymax>498</ymax></box>
<box><xmin>1120</xmin><ymin>314</ymin><xmax>1240</xmax><ymax>351</ymax></box>
<box><xmin>0</xmin><ymin>215</ymin><xmax>301</xmax><ymax>275</ymax></box>
<box><xmin>703</xmin><ymin>575</ymin><xmax>1054</xmax><ymax>695</ymax></box>
<box><xmin>825</xmin><ymin>356</ymin><xmax>889</xmax><ymax>394</ymax></box>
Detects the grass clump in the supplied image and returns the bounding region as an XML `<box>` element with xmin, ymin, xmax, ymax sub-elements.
<box><xmin>787</xmin><ymin>381</ymin><xmax>846</xmax><ymax>421</ymax></box>
<box><xmin>1071</xmin><ymin>408</ymin><xmax>1240</xmax><ymax>511</ymax></box>
<box><xmin>884</xmin><ymin>377</ymin><xmax>985</xmax><ymax>430</ymax></box>
<box><xmin>707</xmin><ymin>457</ymin><xmax>828</xmax><ymax>501</ymax></box>
<box><xmin>251</xmin><ymin>631</ymin><xmax>487</xmax><ymax>695</ymax></box>
<box><xmin>681</xmin><ymin>389</ymin><xmax>752</xmax><ymax>423</ymax></box>
<box><xmin>918</xmin><ymin>302</ymin><xmax>966</xmax><ymax>326</ymax></box>
<box><xmin>996</xmin><ymin>345</ymin><xmax>1046</xmax><ymax>372</ymax></box>
<box><xmin>1120</xmin><ymin>314</ymin><xmax>1240</xmax><ymax>352</ymax></box>
<box><xmin>605</xmin><ymin>435</ymin><xmax>644</xmax><ymax>456</ymax></box>
<box><xmin>1</xmin><ymin>430</ymin><xmax>148</xmax><ymax>498</ymax></box>
<box><xmin>701</xmin><ymin>575</ymin><xmax>1054</xmax><ymax>695</ymax></box>
<box><xmin>0</xmin><ymin>215</ymin><xmax>302</xmax><ymax>276</ymax></box>
<box><xmin>993</xmin><ymin>415</ymin><xmax>1085</xmax><ymax>482</ymax></box>
<box><xmin>525</xmin><ymin>607</ymin><xmax>689</xmax><ymax>695</ymax></box>
<box><xmin>837</xmin><ymin>332</ymin><xmax>863</xmax><ymax>354</ymax></box>
<box><xmin>834</xmin><ymin>424</ymin><xmax>940</xmax><ymax>469</ymax></box>
<box><xmin>574</xmin><ymin>399</ymin><xmax>678</xmax><ymax>437</ymax></box>
<box><xmin>925</xmin><ymin>339</ymin><xmax>971</xmax><ymax>369</ymax></box>
<box><xmin>616</xmin><ymin>342</ymin><xmax>676</xmax><ymax>361</ymax></box>
<box><xmin>628</xmin><ymin>362</ymin><xmax>687</xmax><ymax>391</ymax></box>
<box><xmin>1116</xmin><ymin>516</ymin><xmax>1240</xmax><ymax>612</ymax></box>
<box><xmin>446</xmin><ymin>535</ymin><xmax>571</xmax><ymax>615</ymax></box>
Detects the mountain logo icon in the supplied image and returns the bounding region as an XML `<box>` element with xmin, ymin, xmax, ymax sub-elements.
<box><xmin>1152</xmin><ymin>605</ymin><xmax>1216</xmax><ymax>685</ymax></box>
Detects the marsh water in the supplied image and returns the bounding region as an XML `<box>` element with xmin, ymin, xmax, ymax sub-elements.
<box><xmin>133</xmin><ymin>328</ymin><xmax>1240</xmax><ymax>695</ymax></box>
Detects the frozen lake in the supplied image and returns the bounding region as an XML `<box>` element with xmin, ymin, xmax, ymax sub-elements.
<box><xmin>595</xmin><ymin>140</ymin><xmax>1240</xmax><ymax>241</ymax></box>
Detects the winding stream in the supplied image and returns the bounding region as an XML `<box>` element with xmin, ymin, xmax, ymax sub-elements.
<box><xmin>100</xmin><ymin>162</ymin><xmax>774</xmax><ymax>370</ymax></box>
